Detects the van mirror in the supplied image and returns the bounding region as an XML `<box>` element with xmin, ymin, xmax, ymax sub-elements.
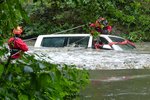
<box><xmin>102</xmin><ymin>44</ymin><xmax>112</xmax><ymax>50</ymax></box>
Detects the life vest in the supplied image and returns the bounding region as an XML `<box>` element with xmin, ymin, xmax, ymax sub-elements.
<box><xmin>8</xmin><ymin>37</ymin><xmax>20</xmax><ymax>59</ymax></box>
<box><xmin>90</xmin><ymin>21</ymin><xmax>112</xmax><ymax>34</ymax></box>
<box><xmin>8</xmin><ymin>37</ymin><xmax>28</xmax><ymax>59</ymax></box>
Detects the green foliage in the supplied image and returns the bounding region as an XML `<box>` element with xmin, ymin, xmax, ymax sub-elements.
<box><xmin>0</xmin><ymin>52</ymin><xmax>89</xmax><ymax>99</ymax></box>
<box><xmin>93</xmin><ymin>31</ymin><xmax>100</xmax><ymax>39</ymax></box>
<box><xmin>118</xmin><ymin>31</ymin><xmax>145</xmax><ymax>42</ymax></box>
<box><xmin>23</xmin><ymin>0</ymin><xmax>150</xmax><ymax>41</ymax></box>
<box><xmin>0</xmin><ymin>0</ymin><xmax>29</xmax><ymax>38</ymax></box>
<box><xmin>0</xmin><ymin>0</ymin><xmax>89</xmax><ymax>99</ymax></box>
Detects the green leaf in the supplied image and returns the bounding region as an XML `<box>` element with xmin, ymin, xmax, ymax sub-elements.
<box><xmin>18</xmin><ymin>94</ymin><xmax>28</xmax><ymax>100</ymax></box>
<box><xmin>39</xmin><ymin>73</ymin><xmax>52</xmax><ymax>88</ymax></box>
<box><xmin>0</xmin><ymin>64</ymin><xmax>4</xmax><ymax>77</ymax></box>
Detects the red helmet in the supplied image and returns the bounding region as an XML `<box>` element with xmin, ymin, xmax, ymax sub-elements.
<box><xmin>97</xmin><ymin>17</ymin><xmax>105</xmax><ymax>24</ymax></box>
<box><xmin>13</xmin><ymin>26</ymin><xmax>23</xmax><ymax>35</ymax></box>
<box><xmin>99</xmin><ymin>17</ymin><xmax>105</xmax><ymax>21</ymax></box>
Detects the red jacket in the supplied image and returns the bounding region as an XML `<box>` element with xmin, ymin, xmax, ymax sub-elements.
<box><xmin>8</xmin><ymin>37</ymin><xmax>28</xmax><ymax>59</ymax></box>
<box><xmin>90</xmin><ymin>22</ymin><xmax>112</xmax><ymax>34</ymax></box>
<box><xmin>106</xmin><ymin>26</ymin><xmax>112</xmax><ymax>33</ymax></box>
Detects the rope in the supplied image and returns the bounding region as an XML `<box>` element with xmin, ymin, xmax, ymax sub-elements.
<box><xmin>52</xmin><ymin>24</ymin><xmax>86</xmax><ymax>34</ymax></box>
<box><xmin>23</xmin><ymin>37</ymin><xmax>37</xmax><ymax>42</ymax></box>
<box><xmin>23</xmin><ymin>24</ymin><xmax>87</xmax><ymax>42</ymax></box>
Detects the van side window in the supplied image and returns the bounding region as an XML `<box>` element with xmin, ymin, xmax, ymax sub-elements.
<box><xmin>68</xmin><ymin>36</ymin><xmax>89</xmax><ymax>47</ymax></box>
<box><xmin>99</xmin><ymin>37</ymin><xmax>109</xmax><ymax>44</ymax></box>
<box><xmin>92</xmin><ymin>37</ymin><xmax>109</xmax><ymax>49</ymax></box>
<box><xmin>109</xmin><ymin>36</ymin><xmax>125</xmax><ymax>42</ymax></box>
<box><xmin>41</xmin><ymin>37</ymin><xmax>66</xmax><ymax>47</ymax></box>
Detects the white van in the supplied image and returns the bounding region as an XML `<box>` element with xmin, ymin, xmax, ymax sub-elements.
<box><xmin>34</xmin><ymin>34</ymin><xmax>136</xmax><ymax>51</ymax></box>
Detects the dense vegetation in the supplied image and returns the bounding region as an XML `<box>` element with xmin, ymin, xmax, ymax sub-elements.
<box><xmin>0</xmin><ymin>54</ymin><xmax>89</xmax><ymax>99</ymax></box>
<box><xmin>23</xmin><ymin>0</ymin><xmax>150</xmax><ymax>42</ymax></box>
<box><xmin>0</xmin><ymin>0</ymin><xmax>89</xmax><ymax>99</ymax></box>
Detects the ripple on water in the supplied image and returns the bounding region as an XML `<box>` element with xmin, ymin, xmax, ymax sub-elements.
<box><xmin>28</xmin><ymin>45</ymin><xmax>150</xmax><ymax>70</ymax></box>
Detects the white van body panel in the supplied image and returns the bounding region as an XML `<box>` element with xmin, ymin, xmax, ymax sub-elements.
<box><xmin>34</xmin><ymin>34</ymin><xmax>135</xmax><ymax>51</ymax></box>
<box><xmin>34</xmin><ymin>34</ymin><xmax>92</xmax><ymax>48</ymax></box>
<box><xmin>100</xmin><ymin>35</ymin><xmax>127</xmax><ymax>51</ymax></box>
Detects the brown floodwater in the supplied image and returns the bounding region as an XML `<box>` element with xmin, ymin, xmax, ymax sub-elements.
<box><xmin>80</xmin><ymin>69</ymin><xmax>150</xmax><ymax>100</ymax></box>
<box><xmin>26</xmin><ymin>40</ymin><xmax>150</xmax><ymax>100</ymax></box>
<box><xmin>79</xmin><ymin>42</ymin><xmax>150</xmax><ymax>100</ymax></box>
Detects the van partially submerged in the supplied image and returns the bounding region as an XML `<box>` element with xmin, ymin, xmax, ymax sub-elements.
<box><xmin>34</xmin><ymin>34</ymin><xmax>135</xmax><ymax>51</ymax></box>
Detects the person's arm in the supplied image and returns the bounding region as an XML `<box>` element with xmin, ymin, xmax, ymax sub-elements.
<box><xmin>89</xmin><ymin>23</ymin><xmax>96</xmax><ymax>27</ymax></box>
<box><xmin>107</xmin><ymin>26</ymin><xmax>112</xmax><ymax>33</ymax></box>
<box><xmin>8</xmin><ymin>37</ymin><xmax>14</xmax><ymax>49</ymax></box>
<box><xmin>15</xmin><ymin>38</ymin><xmax>28</xmax><ymax>51</ymax></box>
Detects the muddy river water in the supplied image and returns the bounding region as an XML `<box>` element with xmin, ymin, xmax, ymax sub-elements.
<box><xmin>28</xmin><ymin>42</ymin><xmax>150</xmax><ymax>70</ymax></box>
<box><xmin>80</xmin><ymin>69</ymin><xmax>150</xmax><ymax>100</ymax></box>
<box><xmin>80</xmin><ymin>42</ymin><xmax>150</xmax><ymax>100</ymax></box>
<box><xmin>27</xmin><ymin>41</ymin><xmax>150</xmax><ymax>100</ymax></box>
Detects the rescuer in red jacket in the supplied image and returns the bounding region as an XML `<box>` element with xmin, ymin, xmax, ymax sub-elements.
<box><xmin>8</xmin><ymin>26</ymin><xmax>28</xmax><ymax>59</ymax></box>
<box><xmin>90</xmin><ymin>17</ymin><xmax>112</xmax><ymax>35</ymax></box>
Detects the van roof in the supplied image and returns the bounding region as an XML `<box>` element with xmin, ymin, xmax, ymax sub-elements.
<box><xmin>38</xmin><ymin>33</ymin><xmax>123</xmax><ymax>39</ymax></box>
<box><xmin>38</xmin><ymin>34</ymin><xmax>91</xmax><ymax>37</ymax></box>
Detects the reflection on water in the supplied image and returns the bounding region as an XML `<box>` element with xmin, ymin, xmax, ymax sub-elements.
<box><xmin>80</xmin><ymin>69</ymin><xmax>150</xmax><ymax>100</ymax></box>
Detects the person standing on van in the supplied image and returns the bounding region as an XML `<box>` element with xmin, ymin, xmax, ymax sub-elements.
<box><xmin>8</xmin><ymin>26</ymin><xmax>28</xmax><ymax>59</ymax></box>
<box><xmin>90</xmin><ymin>17</ymin><xmax>112</xmax><ymax>35</ymax></box>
